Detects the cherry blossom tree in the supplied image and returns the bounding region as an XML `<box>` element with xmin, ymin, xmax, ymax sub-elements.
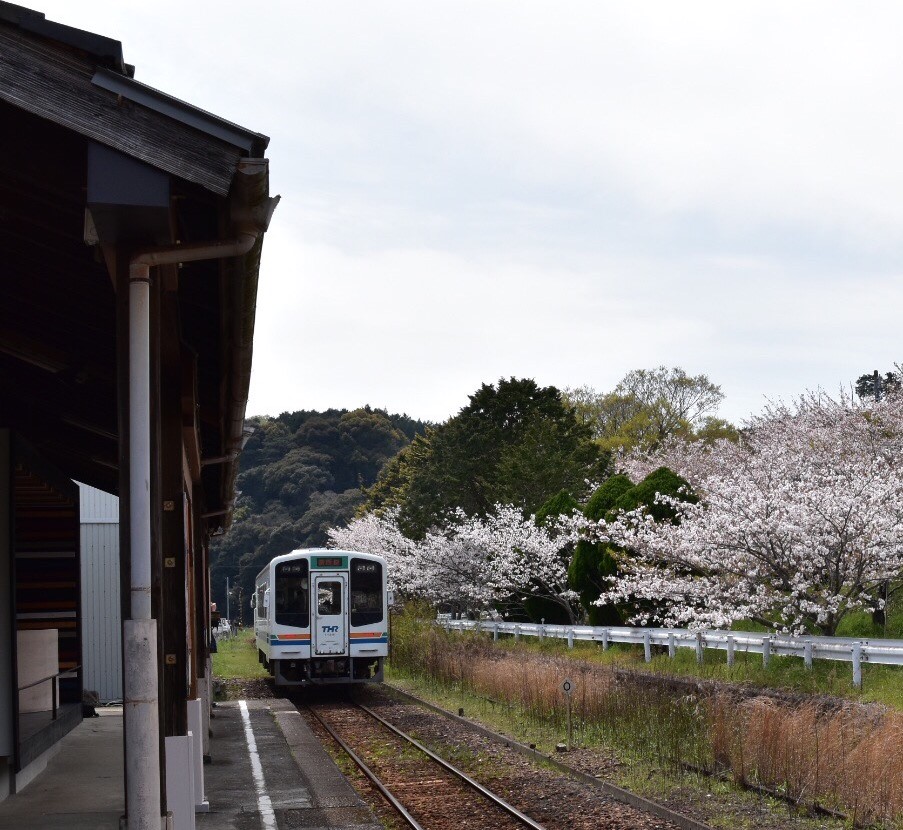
<box><xmin>328</xmin><ymin>504</ymin><xmax>580</xmax><ymax>619</ymax></box>
<box><xmin>592</xmin><ymin>394</ymin><xmax>903</xmax><ymax>635</ymax></box>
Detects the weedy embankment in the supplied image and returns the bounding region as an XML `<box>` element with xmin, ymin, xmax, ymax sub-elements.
<box><xmin>390</xmin><ymin>615</ymin><xmax>901</xmax><ymax>827</ymax></box>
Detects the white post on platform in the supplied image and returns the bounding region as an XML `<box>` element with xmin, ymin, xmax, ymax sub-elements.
<box><xmin>125</xmin><ymin>263</ymin><xmax>162</xmax><ymax>830</ymax></box>
<box><xmin>165</xmin><ymin>734</ymin><xmax>196</xmax><ymax>830</ymax></box>
<box><xmin>187</xmin><ymin>700</ymin><xmax>209</xmax><ymax>813</ymax></box>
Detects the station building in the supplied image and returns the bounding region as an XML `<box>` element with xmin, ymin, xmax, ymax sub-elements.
<box><xmin>0</xmin><ymin>3</ymin><xmax>277</xmax><ymax>826</ymax></box>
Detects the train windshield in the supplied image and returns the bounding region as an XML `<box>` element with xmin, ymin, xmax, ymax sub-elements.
<box><xmin>275</xmin><ymin>560</ymin><xmax>309</xmax><ymax>627</ymax></box>
<box><xmin>350</xmin><ymin>557</ymin><xmax>383</xmax><ymax>627</ymax></box>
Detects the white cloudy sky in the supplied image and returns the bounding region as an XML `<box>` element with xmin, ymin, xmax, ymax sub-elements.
<box><xmin>42</xmin><ymin>2</ymin><xmax>903</xmax><ymax>424</ymax></box>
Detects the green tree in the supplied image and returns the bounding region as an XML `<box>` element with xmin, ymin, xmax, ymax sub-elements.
<box><xmin>210</xmin><ymin>406</ymin><xmax>427</xmax><ymax>619</ymax></box>
<box><xmin>568</xmin><ymin>468</ymin><xmax>696</xmax><ymax>623</ymax></box>
<box><xmin>568</xmin><ymin>474</ymin><xmax>634</xmax><ymax>625</ymax></box>
<box><xmin>855</xmin><ymin>368</ymin><xmax>901</xmax><ymax>401</ymax></box>
<box><xmin>563</xmin><ymin>366</ymin><xmax>729</xmax><ymax>453</ymax></box>
<box><xmin>365</xmin><ymin>377</ymin><xmax>608</xmax><ymax>537</ymax></box>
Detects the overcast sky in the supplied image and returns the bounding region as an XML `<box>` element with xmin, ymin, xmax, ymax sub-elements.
<box><xmin>42</xmin><ymin>2</ymin><xmax>903</xmax><ymax>425</ymax></box>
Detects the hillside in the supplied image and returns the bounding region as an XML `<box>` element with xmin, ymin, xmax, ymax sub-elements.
<box><xmin>210</xmin><ymin>406</ymin><xmax>428</xmax><ymax>617</ymax></box>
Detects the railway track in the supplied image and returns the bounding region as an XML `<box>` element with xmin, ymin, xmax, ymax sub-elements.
<box><xmin>302</xmin><ymin>691</ymin><xmax>715</xmax><ymax>830</ymax></box>
<box><xmin>306</xmin><ymin>698</ymin><xmax>548</xmax><ymax>830</ymax></box>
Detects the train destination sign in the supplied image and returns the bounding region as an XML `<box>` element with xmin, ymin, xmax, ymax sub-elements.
<box><xmin>314</xmin><ymin>556</ymin><xmax>346</xmax><ymax>569</ymax></box>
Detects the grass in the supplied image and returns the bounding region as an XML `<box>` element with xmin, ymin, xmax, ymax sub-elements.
<box><xmin>385</xmin><ymin>669</ymin><xmax>850</xmax><ymax>830</ymax></box>
<box><xmin>391</xmin><ymin>611</ymin><xmax>903</xmax><ymax>827</ymax></box>
<box><xmin>211</xmin><ymin>631</ymin><xmax>268</xmax><ymax>679</ymax></box>
<box><xmin>468</xmin><ymin>626</ymin><xmax>903</xmax><ymax>709</ymax></box>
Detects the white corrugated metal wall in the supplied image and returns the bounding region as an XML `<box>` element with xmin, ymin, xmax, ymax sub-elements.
<box><xmin>77</xmin><ymin>483</ymin><xmax>122</xmax><ymax>702</ymax></box>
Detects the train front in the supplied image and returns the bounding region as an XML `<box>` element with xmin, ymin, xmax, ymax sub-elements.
<box><xmin>268</xmin><ymin>550</ymin><xmax>388</xmax><ymax>685</ymax></box>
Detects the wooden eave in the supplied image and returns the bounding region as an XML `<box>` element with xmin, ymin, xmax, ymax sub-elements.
<box><xmin>0</xmin><ymin>21</ymin><xmax>244</xmax><ymax>197</ymax></box>
<box><xmin>0</xmin><ymin>11</ymin><xmax>271</xmax><ymax>529</ymax></box>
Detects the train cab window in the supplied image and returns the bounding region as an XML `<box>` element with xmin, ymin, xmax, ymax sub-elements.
<box><xmin>317</xmin><ymin>581</ymin><xmax>342</xmax><ymax>616</ymax></box>
<box><xmin>350</xmin><ymin>558</ymin><xmax>383</xmax><ymax>627</ymax></box>
<box><xmin>255</xmin><ymin>585</ymin><xmax>266</xmax><ymax>618</ymax></box>
<box><xmin>275</xmin><ymin>561</ymin><xmax>309</xmax><ymax>627</ymax></box>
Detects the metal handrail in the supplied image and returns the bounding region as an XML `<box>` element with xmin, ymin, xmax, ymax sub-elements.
<box><xmin>18</xmin><ymin>665</ymin><xmax>81</xmax><ymax>721</ymax></box>
<box><xmin>440</xmin><ymin>619</ymin><xmax>903</xmax><ymax>688</ymax></box>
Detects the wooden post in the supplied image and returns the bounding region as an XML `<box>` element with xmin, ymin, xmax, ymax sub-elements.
<box><xmin>159</xmin><ymin>286</ymin><xmax>188</xmax><ymax>738</ymax></box>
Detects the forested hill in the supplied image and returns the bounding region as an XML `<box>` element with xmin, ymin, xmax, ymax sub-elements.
<box><xmin>210</xmin><ymin>407</ymin><xmax>428</xmax><ymax>616</ymax></box>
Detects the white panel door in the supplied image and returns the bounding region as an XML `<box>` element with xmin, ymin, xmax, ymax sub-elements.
<box><xmin>313</xmin><ymin>575</ymin><xmax>347</xmax><ymax>655</ymax></box>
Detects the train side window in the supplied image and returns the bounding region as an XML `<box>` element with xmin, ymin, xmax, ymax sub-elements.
<box><xmin>350</xmin><ymin>558</ymin><xmax>383</xmax><ymax>627</ymax></box>
<box><xmin>317</xmin><ymin>581</ymin><xmax>342</xmax><ymax>616</ymax></box>
<box><xmin>275</xmin><ymin>560</ymin><xmax>309</xmax><ymax>627</ymax></box>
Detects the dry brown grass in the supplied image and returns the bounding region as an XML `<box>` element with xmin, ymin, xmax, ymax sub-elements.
<box><xmin>710</xmin><ymin>694</ymin><xmax>902</xmax><ymax>826</ymax></box>
<box><xmin>396</xmin><ymin>625</ymin><xmax>902</xmax><ymax>826</ymax></box>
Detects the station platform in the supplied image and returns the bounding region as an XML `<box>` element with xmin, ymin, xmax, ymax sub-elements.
<box><xmin>0</xmin><ymin>698</ymin><xmax>381</xmax><ymax>830</ymax></box>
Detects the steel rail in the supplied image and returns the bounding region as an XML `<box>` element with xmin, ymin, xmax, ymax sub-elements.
<box><xmin>354</xmin><ymin>701</ymin><xmax>548</xmax><ymax>830</ymax></box>
<box><xmin>310</xmin><ymin>700</ymin><xmax>548</xmax><ymax>830</ymax></box>
<box><xmin>384</xmin><ymin>684</ymin><xmax>718</xmax><ymax>830</ymax></box>
<box><xmin>306</xmin><ymin>704</ymin><xmax>426</xmax><ymax>830</ymax></box>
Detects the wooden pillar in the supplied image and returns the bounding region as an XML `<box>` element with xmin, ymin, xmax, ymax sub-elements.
<box><xmin>160</xmin><ymin>289</ymin><xmax>188</xmax><ymax>737</ymax></box>
<box><xmin>193</xmin><ymin>485</ymin><xmax>207</xmax><ymax>682</ymax></box>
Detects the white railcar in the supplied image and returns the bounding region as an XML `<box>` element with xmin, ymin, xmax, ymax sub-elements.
<box><xmin>253</xmin><ymin>548</ymin><xmax>387</xmax><ymax>685</ymax></box>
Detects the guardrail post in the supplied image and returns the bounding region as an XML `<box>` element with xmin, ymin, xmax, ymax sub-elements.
<box><xmin>853</xmin><ymin>641</ymin><xmax>862</xmax><ymax>688</ymax></box>
<box><xmin>567</xmin><ymin>628</ymin><xmax>574</xmax><ymax>649</ymax></box>
<box><xmin>602</xmin><ymin>629</ymin><xmax>609</xmax><ymax>651</ymax></box>
<box><xmin>444</xmin><ymin>618</ymin><xmax>450</xmax><ymax>632</ymax></box>
<box><xmin>762</xmin><ymin>636</ymin><xmax>771</xmax><ymax>668</ymax></box>
<box><xmin>695</xmin><ymin>632</ymin><xmax>704</xmax><ymax>664</ymax></box>
<box><xmin>643</xmin><ymin>631</ymin><xmax>652</xmax><ymax>663</ymax></box>
<box><xmin>493</xmin><ymin>623</ymin><xmax>499</xmax><ymax>641</ymax></box>
<box><xmin>539</xmin><ymin>623</ymin><xmax>544</xmax><ymax>642</ymax></box>
<box><xmin>514</xmin><ymin>625</ymin><xmax>521</xmax><ymax>642</ymax></box>
<box><xmin>804</xmin><ymin>641</ymin><xmax>813</xmax><ymax>670</ymax></box>
<box><xmin>668</xmin><ymin>633</ymin><xmax>676</xmax><ymax>659</ymax></box>
<box><xmin>727</xmin><ymin>635</ymin><xmax>735</xmax><ymax>668</ymax></box>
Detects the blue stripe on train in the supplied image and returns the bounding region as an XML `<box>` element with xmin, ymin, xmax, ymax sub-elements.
<box><xmin>269</xmin><ymin>636</ymin><xmax>388</xmax><ymax>645</ymax></box>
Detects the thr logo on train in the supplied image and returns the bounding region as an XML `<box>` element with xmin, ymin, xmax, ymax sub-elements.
<box><xmin>322</xmin><ymin>625</ymin><xmax>339</xmax><ymax>633</ymax></box>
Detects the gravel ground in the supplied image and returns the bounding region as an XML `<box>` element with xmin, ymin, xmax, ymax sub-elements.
<box><xmin>304</xmin><ymin>691</ymin><xmax>686</xmax><ymax>830</ymax></box>
<box><xmin>357</xmin><ymin>686</ymin><xmax>849</xmax><ymax>830</ymax></box>
<box><xmin>213</xmin><ymin>675</ymin><xmax>854</xmax><ymax>829</ymax></box>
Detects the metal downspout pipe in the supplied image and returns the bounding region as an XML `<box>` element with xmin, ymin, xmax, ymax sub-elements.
<box><xmin>126</xmin><ymin>232</ymin><xmax>257</xmax><ymax>830</ymax></box>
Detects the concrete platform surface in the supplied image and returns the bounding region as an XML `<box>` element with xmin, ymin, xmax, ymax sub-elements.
<box><xmin>0</xmin><ymin>706</ymin><xmax>123</xmax><ymax>830</ymax></box>
<box><xmin>0</xmin><ymin>698</ymin><xmax>382</xmax><ymax>830</ymax></box>
<box><xmin>202</xmin><ymin>698</ymin><xmax>381</xmax><ymax>830</ymax></box>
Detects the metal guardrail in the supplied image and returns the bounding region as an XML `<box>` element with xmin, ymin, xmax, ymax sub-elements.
<box><xmin>18</xmin><ymin>665</ymin><xmax>81</xmax><ymax>721</ymax></box>
<box><xmin>439</xmin><ymin>619</ymin><xmax>903</xmax><ymax>688</ymax></box>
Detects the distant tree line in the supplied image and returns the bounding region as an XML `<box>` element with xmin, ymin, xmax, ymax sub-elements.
<box><xmin>209</xmin><ymin>407</ymin><xmax>428</xmax><ymax>619</ymax></box>
<box><xmin>215</xmin><ymin>363</ymin><xmax>901</xmax><ymax>635</ymax></box>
